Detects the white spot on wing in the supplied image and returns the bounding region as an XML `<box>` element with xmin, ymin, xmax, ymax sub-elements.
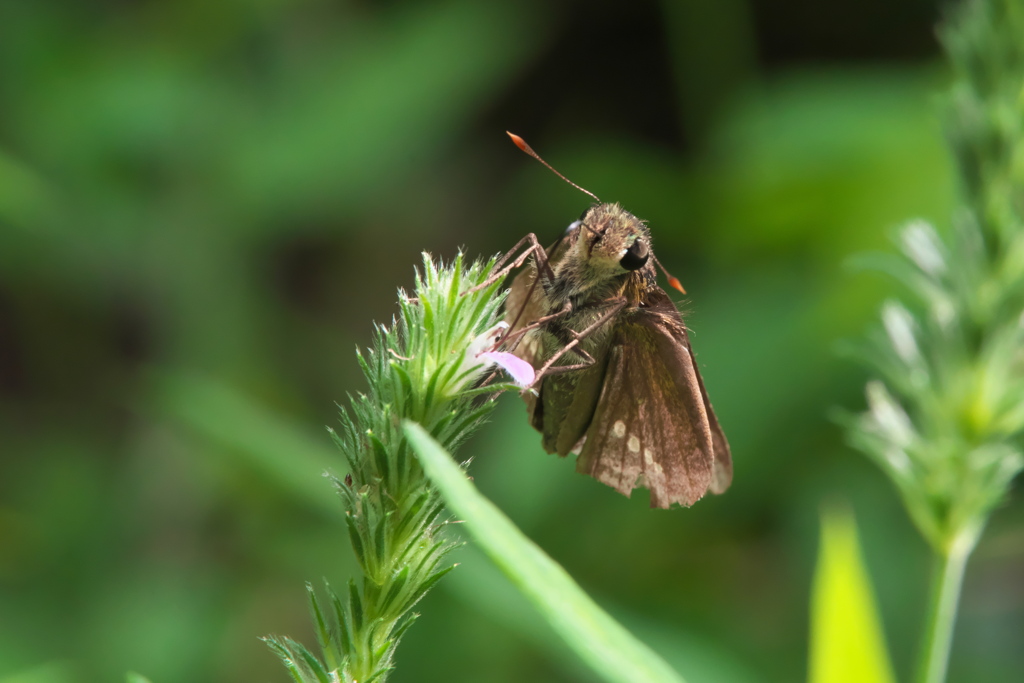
<box><xmin>643</xmin><ymin>448</ymin><xmax>665</xmax><ymax>489</ymax></box>
<box><xmin>627</xmin><ymin>435</ymin><xmax>640</xmax><ymax>453</ymax></box>
<box><xmin>612</xmin><ymin>421</ymin><xmax>626</xmax><ymax>438</ymax></box>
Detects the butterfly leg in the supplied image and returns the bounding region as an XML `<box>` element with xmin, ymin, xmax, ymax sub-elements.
<box><xmin>462</xmin><ymin>233</ymin><xmax>554</xmax><ymax>295</ymax></box>
<box><xmin>534</xmin><ymin>347</ymin><xmax>596</xmax><ymax>377</ymax></box>
<box><xmin>496</xmin><ymin>299</ymin><xmax>574</xmax><ymax>353</ymax></box>
<box><xmin>530</xmin><ymin>298</ymin><xmax>627</xmax><ymax>384</ymax></box>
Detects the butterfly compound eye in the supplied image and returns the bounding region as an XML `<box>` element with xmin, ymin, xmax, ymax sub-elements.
<box><xmin>619</xmin><ymin>239</ymin><xmax>649</xmax><ymax>271</ymax></box>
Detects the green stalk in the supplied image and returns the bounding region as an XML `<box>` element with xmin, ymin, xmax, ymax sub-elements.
<box><xmin>849</xmin><ymin>2</ymin><xmax>1024</xmax><ymax>681</ymax></box>
<box><xmin>916</xmin><ymin>536</ymin><xmax>972</xmax><ymax>683</ymax></box>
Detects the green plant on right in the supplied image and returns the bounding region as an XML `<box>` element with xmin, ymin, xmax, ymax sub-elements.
<box><xmin>846</xmin><ymin>1</ymin><xmax>1024</xmax><ymax>683</ymax></box>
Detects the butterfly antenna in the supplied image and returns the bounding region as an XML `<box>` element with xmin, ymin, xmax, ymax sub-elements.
<box><xmin>507</xmin><ymin>132</ymin><xmax>601</xmax><ymax>203</ymax></box>
<box><xmin>652</xmin><ymin>252</ymin><xmax>686</xmax><ymax>294</ymax></box>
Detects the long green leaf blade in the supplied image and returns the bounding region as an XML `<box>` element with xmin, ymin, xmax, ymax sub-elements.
<box><xmin>402</xmin><ymin>421</ymin><xmax>686</xmax><ymax>683</ymax></box>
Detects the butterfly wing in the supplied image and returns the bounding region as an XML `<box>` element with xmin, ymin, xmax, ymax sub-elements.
<box><xmin>575</xmin><ymin>288</ymin><xmax>730</xmax><ymax>508</ymax></box>
<box><xmin>537</xmin><ymin>340</ymin><xmax>613</xmax><ymax>455</ymax></box>
<box><xmin>684</xmin><ymin>331</ymin><xmax>733</xmax><ymax>494</ymax></box>
<box><xmin>505</xmin><ymin>236</ymin><xmax>571</xmax><ymax>430</ymax></box>
<box><xmin>505</xmin><ymin>261</ymin><xmax>547</xmax><ymax>371</ymax></box>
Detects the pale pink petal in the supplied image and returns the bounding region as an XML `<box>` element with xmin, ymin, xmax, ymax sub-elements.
<box><xmin>477</xmin><ymin>351</ymin><xmax>535</xmax><ymax>387</ymax></box>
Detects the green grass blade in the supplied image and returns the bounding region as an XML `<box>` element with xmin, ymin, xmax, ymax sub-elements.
<box><xmin>809</xmin><ymin>506</ymin><xmax>896</xmax><ymax>683</ymax></box>
<box><xmin>402</xmin><ymin>421</ymin><xmax>686</xmax><ymax>683</ymax></box>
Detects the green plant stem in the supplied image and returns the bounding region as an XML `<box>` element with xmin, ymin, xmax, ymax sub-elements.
<box><xmin>916</xmin><ymin>535</ymin><xmax>974</xmax><ymax>683</ymax></box>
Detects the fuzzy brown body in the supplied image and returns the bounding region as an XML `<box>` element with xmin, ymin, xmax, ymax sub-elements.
<box><xmin>506</xmin><ymin>203</ymin><xmax>732</xmax><ymax>508</ymax></box>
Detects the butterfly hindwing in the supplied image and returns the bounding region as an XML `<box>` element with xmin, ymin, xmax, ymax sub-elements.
<box><xmin>539</xmin><ymin>342</ymin><xmax>611</xmax><ymax>455</ymax></box>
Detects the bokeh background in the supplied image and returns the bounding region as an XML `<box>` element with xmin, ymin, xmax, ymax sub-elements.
<box><xmin>1</xmin><ymin>1</ymin><xmax>1021</xmax><ymax>682</ymax></box>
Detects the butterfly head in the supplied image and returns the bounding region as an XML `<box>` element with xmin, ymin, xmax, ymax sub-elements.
<box><xmin>568</xmin><ymin>203</ymin><xmax>652</xmax><ymax>279</ymax></box>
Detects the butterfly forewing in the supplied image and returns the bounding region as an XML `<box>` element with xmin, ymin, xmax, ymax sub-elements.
<box><xmin>506</xmin><ymin>244</ymin><xmax>554</xmax><ymax>427</ymax></box>
<box><xmin>685</xmin><ymin>333</ymin><xmax>733</xmax><ymax>493</ymax></box>
<box><xmin>575</xmin><ymin>290</ymin><xmax>721</xmax><ymax>508</ymax></box>
<box><xmin>505</xmin><ymin>235</ymin><xmax>576</xmax><ymax>431</ymax></box>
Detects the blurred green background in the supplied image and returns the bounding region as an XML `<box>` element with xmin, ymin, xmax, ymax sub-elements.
<box><xmin>1</xmin><ymin>1</ymin><xmax>1021</xmax><ymax>682</ymax></box>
